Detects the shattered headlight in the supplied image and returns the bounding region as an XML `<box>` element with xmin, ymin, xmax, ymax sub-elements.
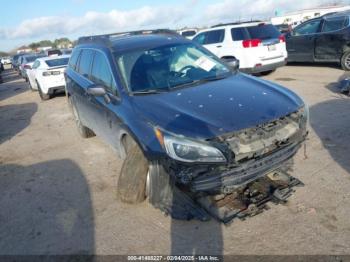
<box><xmin>155</xmin><ymin>129</ymin><xmax>226</xmax><ymax>163</ymax></box>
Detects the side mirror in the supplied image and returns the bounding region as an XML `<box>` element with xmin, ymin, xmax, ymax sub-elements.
<box><xmin>222</xmin><ymin>57</ymin><xmax>240</xmax><ymax>71</ymax></box>
<box><xmin>87</xmin><ymin>85</ymin><xmax>111</xmax><ymax>103</ymax></box>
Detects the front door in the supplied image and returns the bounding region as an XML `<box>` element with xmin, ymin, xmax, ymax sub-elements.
<box><xmin>286</xmin><ymin>18</ymin><xmax>322</xmax><ymax>62</ymax></box>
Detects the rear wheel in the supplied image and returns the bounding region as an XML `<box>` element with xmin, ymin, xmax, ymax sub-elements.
<box><xmin>69</xmin><ymin>96</ymin><xmax>95</xmax><ymax>138</ymax></box>
<box><xmin>28</xmin><ymin>80</ymin><xmax>35</xmax><ymax>91</ymax></box>
<box><xmin>117</xmin><ymin>137</ymin><xmax>149</xmax><ymax>204</ymax></box>
<box><xmin>341</xmin><ymin>51</ymin><xmax>350</xmax><ymax>71</ymax></box>
<box><xmin>37</xmin><ymin>81</ymin><xmax>51</xmax><ymax>100</ymax></box>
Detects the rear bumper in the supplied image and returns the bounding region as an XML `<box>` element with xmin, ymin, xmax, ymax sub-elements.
<box><xmin>47</xmin><ymin>85</ymin><xmax>65</xmax><ymax>95</ymax></box>
<box><xmin>241</xmin><ymin>59</ymin><xmax>287</xmax><ymax>74</ymax></box>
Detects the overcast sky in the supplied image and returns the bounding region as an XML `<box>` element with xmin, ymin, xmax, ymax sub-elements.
<box><xmin>0</xmin><ymin>0</ymin><xmax>349</xmax><ymax>51</ymax></box>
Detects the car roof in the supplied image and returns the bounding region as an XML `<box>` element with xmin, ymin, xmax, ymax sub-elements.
<box><xmin>78</xmin><ymin>33</ymin><xmax>189</xmax><ymax>54</ymax></box>
<box><xmin>197</xmin><ymin>21</ymin><xmax>271</xmax><ymax>33</ymax></box>
<box><xmin>323</xmin><ymin>10</ymin><xmax>350</xmax><ymax>19</ymax></box>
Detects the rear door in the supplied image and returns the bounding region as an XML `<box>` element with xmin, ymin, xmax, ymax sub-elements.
<box><xmin>193</xmin><ymin>29</ymin><xmax>225</xmax><ymax>57</ymax></box>
<box><xmin>286</xmin><ymin>18</ymin><xmax>322</xmax><ymax>62</ymax></box>
<box><xmin>315</xmin><ymin>16</ymin><xmax>349</xmax><ymax>61</ymax></box>
<box><xmin>69</xmin><ymin>49</ymin><xmax>97</xmax><ymax>129</ymax></box>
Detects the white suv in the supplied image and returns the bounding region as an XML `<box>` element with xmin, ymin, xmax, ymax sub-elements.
<box><xmin>193</xmin><ymin>22</ymin><xmax>287</xmax><ymax>74</ymax></box>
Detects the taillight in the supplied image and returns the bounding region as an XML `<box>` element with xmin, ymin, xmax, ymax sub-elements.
<box><xmin>242</xmin><ymin>39</ymin><xmax>262</xmax><ymax>48</ymax></box>
<box><xmin>24</xmin><ymin>64</ymin><xmax>31</xmax><ymax>69</ymax></box>
<box><xmin>279</xmin><ymin>35</ymin><xmax>286</xmax><ymax>43</ymax></box>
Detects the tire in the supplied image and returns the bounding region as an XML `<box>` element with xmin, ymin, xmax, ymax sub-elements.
<box><xmin>69</xmin><ymin>96</ymin><xmax>95</xmax><ymax>138</ymax></box>
<box><xmin>28</xmin><ymin>80</ymin><xmax>35</xmax><ymax>91</ymax></box>
<box><xmin>341</xmin><ymin>51</ymin><xmax>350</xmax><ymax>71</ymax></box>
<box><xmin>117</xmin><ymin>139</ymin><xmax>149</xmax><ymax>204</ymax></box>
<box><xmin>37</xmin><ymin>81</ymin><xmax>51</xmax><ymax>100</ymax></box>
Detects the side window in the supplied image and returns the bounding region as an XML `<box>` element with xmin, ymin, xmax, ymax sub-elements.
<box><xmin>204</xmin><ymin>29</ymin><xmax>225</xmax><ymax>44</ymax></box>
<box><xmin>69</xmin><ymin>49</ymin><xmax>81</xmax><ymax>71</ymax></box>
<box><xmin>91</xmin><ymin>52</ymin><xmax>116</xmax><ymax>94</ymax></box>
<box><xmin>32</xmin><ymin>60</ymin><xmax>40</xmax><ymax>69</ymax></box>
<box><xmin>231</xmin><ymin>28</ymin><xmax>248</xmax><ymax>41</ymax></box>
<box><xmin>193</xmin><ymin>33</ymin><xmax>206</xmax><ymax>44</ymax></box>
<box><xmin>77</xmin><ymin>49</ymin><xmax>94</xmax><ymax>77</ymax></box>
<box><xmin>193</xmin><ymin>30</ymin><xmax>225</xmax><ymax>45</ymax></box>
<box><xmin>322</xmin><ymin>17</ymin><xmax>348</xmax><ymax>32</ymax></box>
<box><xmin>294</xmin><ymin>19</ymin><xmax>321</xmax><ymax>35</ymax></box>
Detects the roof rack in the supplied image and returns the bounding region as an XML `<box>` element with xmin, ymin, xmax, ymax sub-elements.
<box><xmin>77</xmin><ymin>29</ymin><xmax>179</xmax><ymax>46</ymax></box>
<box><xmin>211</xmin><ymin>20</ymin><xmax>264</xmax><ymax>28</ymax></box>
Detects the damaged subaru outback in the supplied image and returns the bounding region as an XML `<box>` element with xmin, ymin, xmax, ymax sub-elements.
<box><xmin>65</xmin><ymin>29</ymin><xmax>308</xmax><ymax>223</ymax></box>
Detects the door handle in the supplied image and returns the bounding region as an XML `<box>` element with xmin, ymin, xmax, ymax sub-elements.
<box><xmin>216</xmin><ymin>45</ymin><xmax>222</xmax><ymax>48</ymax></box>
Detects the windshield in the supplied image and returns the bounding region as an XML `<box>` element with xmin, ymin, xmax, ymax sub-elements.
<box><xmin>115</xmin><ymin>42</ymin><xmax>231</xmax><ymax>93</ymax></box>
<box><xmin>45</xmin><ymin>57</ymin><xmax>69</xmax><ymax>67</ymax></box>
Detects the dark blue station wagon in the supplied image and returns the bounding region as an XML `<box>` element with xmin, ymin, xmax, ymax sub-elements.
<box><xmin>65</xmin><ymin>30</ymin><xmax>308</xmax><ymax>222</ymax></box>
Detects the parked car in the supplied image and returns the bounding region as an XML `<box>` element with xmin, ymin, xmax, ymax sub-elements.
<box><xmin>286</xmin><ymin>11</ymin><xmax>350</xmax><ymax>70</ymax></box>
<box><xmin>65</xmin><ymin>29</ymin><xmax>308</xmax><ymax>222</ymax></box>
<box><xmin>46</xmin><ymin>49</ymin><xmax>62</xmax><ymax>57</ymax></box>
<box><xmin>19</xmin><ymin>54</ymin><xmax>46</xmax><ymax>80</ymax></box>
<box><xmin>12</xmin><ymin>53</ymin><xmax>27</xmax><ymax>71</ymax></box>
<box><xmin>61</xmin><ymin>49</ymin><xmax>73</xmax><ymax>55</ymax></box>
<box><xmin>178</xmin><ymin>28</ymin><xmax>198</xmax><ymax>39</ymax></box>
<box><xmin>27</xmin><ymin>55</ymin><xmax>70</xmax><ymax>100</ymax></box>
<box><xmin>192</xmin><ymin>21</ymin><xmax>287</xmax><ymax>74</ymax></box>
<box><xmin>1</xmin><ymin>57</ymin><xmax>11</xmax><ymax>65</ymax></box>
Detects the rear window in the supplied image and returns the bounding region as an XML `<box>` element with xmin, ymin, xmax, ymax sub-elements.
<box><xmin>247</xmin><ymin>24</ymin><xmax>280</xmax><ymax>39</ymax></box>
<box><xmin>231</xmin><ymin>24</ymin><xmax>280</xmax><ymax>41</ymax></box>
<box><xmin>45</xmin><ymin>58</ymin><xmax>69</xmax><ymax>67</ymax></box>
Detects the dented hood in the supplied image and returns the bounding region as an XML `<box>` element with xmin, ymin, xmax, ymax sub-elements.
<box><xmin>131</xmin><ymin>73</ymin><xmax>304</xmax><ymax>139</ymax></box>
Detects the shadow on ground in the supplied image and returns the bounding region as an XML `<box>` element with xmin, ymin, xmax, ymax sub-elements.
<box><xmin>0</xmin><ymin>103</ymin><xmax>38</xmax><ymax>144</ymax></box>
<box><xmin>0</xmin><ymin>69</ymin><xmax>28</xmax><ymax>101</ymax></box>
<box><xmin>287</xmin><ymin>61</ymin><xmax>340</xmax><ymax>70</ymax></box>
<box><xmin>171</xmin><ymin>220</ymin><xmax>223</xmax><ymax>255</ymax></box>
<box><xmin>324</xmin><ymin>71</ymin><xmax>350</xmax><ymax>95</ymax></box>
<box><xmin>0</xmin><ymin>159</ymin><xmax>95</xmax><ymax>255</ymax></box>
<box><xmin>309</xmin><ymin>97</ymin><xmax>350</xmax><ymax>174</ymax></box>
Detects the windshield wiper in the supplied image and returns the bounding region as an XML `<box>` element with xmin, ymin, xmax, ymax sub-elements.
<box><xmin>171</xmin><ymin>74</ymin><xmax>230</xmax><ymax>90</ymax></box>
<box><xmin>131</xmin><ymin>89</ymin><xmax>169</xmax><ymax>95</ymax></box>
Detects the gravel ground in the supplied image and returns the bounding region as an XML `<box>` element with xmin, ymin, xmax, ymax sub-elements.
<box><xmin>0</xmin><ymin>64</ymin><xmax>350</xmax><ymax>255</ymax></box>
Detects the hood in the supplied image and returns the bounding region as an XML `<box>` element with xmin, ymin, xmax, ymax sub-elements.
<box><xmin>131</xmin><ymin>73</ymin><xmax>304</xmax><ymax>139</ymax></box>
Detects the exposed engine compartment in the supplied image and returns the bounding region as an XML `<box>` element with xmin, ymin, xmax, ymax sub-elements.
<box><xmin>149</xmin><ymin>111</ymin><xmax>308</xmax><ymax>223</ymax></box>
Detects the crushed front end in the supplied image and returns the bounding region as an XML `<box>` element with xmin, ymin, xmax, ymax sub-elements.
<box><xmin>149</xmin><ymin>107</ymin><xmax>308</xmax><ymax>223</ymax></box>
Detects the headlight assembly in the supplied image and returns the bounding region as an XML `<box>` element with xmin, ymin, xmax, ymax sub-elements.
<box><xmin>155</xmin><ymin>128</ymin><xmax>226</xmax><ymax>163</ymax></box>
<box><xmin>164</xmin><ymin>135</ymin><xmax>226</xmax><ymax>163</ymax></box>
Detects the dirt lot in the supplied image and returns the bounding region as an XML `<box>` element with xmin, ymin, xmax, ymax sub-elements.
<box><xmin>0</xmin><ymin>63</ymin><xmax>350</xmax><ymax>255</ymax></box>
